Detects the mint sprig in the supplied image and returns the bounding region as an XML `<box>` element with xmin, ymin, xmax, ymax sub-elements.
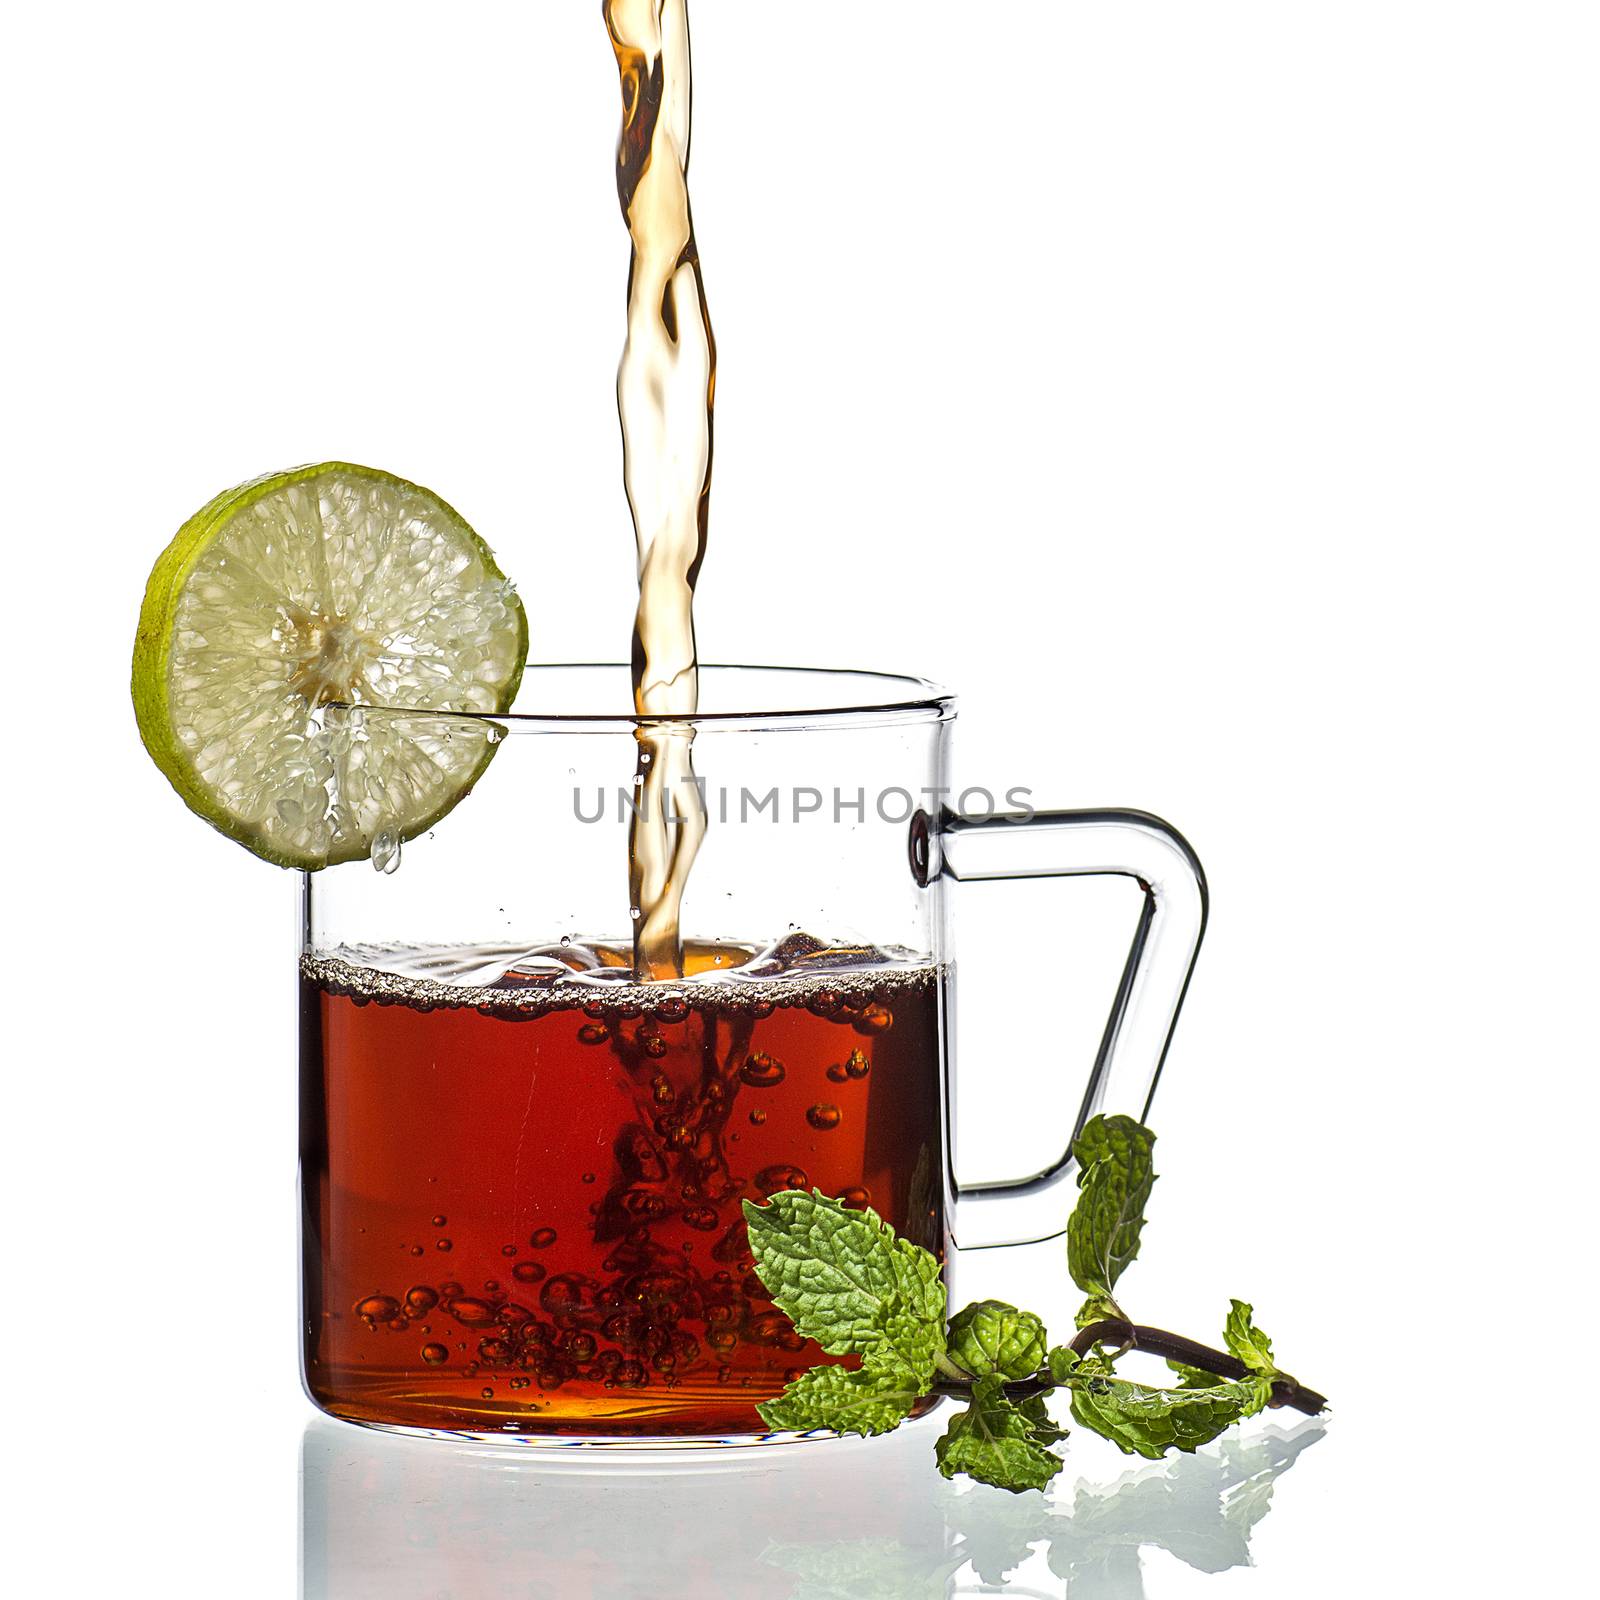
<box><xmin>744</xmin><ymin>1113</ymin><xmax>1327</xmax><ymax>1494</ymax></box>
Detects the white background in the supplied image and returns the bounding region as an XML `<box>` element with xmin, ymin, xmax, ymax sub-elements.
<box><xmin>3</xmin><ymin>2</ymin><xmax>1596</xmax><ymax>1594</ymax></box>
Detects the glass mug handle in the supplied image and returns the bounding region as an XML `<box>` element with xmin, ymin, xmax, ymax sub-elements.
<box><xmin>920</xmin><ymin>808</ymin><xmax>1209</xmax><ymax>1250</ymax></box>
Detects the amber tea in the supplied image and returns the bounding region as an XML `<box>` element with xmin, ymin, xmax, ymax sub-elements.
<box><xmin>300</xmin><ymin>936</ymin><xmax>943</xmax><ymax>1436</ymax></box>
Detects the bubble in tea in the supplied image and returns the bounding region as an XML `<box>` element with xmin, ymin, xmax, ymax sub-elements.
<box><xmin>740</xmin><ymin>1053</ymin><xmax>786</xmax><ymax>1088</ymax></box>
<box><xmin>756</xmin><ymin>1163</ymin><xmax>810</xmax><ymax>1195</ymax></box>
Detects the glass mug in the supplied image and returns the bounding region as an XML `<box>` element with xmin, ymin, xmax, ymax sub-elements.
<box><xmin>299</xmin><ymin>666</ymin><xmax>1206</xmax><ymax>1443</ymax></box>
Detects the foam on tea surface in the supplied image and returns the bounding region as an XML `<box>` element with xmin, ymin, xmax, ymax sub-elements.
<box><xmin>301</xmin><ymin>933</ymin><xmax>939</xmax><ymax>1019</ymax></box>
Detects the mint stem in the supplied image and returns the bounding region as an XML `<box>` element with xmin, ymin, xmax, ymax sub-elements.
<box><xmin>929</xmin><ymin>1321</ymin><xmax>1327</xmax><ymax>1417</ymax></box>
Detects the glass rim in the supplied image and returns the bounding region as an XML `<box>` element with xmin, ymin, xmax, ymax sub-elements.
<box><xmin>343</xmin><ymin>664</ymin><xmax>956</xmax><ymax>735</ymax></box>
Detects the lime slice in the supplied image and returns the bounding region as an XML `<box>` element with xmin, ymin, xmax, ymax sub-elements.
<box><xmin>132</xmin><ymin>462</ymin><xmax>527</xmax><ymax>869</ymax></box>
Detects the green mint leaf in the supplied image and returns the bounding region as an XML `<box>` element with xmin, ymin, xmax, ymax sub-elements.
<box><xmin>756</xmin><ymin>1362</ymin><xmax>921</xmax><ymax>1437</ymax></box>
<box><xmin>1066</xmin><ymin>1115</ymin><xmax>1156</xmax><ymax>1305</ymax></box>
<box><xmin>1067</xmin><ymin>1354</ymin><xmax>1272</xmax><ymax>1459</ymax></box>
<box><xmin>1017</xmin><ymin>1393</ymin><xmax>1071</xmax><ymax>1447</ymax></box>
<box><xmin>935</xmin><ymin>1373</ymin><xmax>1066</xmax><ymax>1494</ymax></box>
<box><xmin>1047</xmin><ymin>1344</ymin><xmax>1081</xmax><ymax>1385</ymax></box>
<box><xmin>1074</xmin><ymin>1292</ymin><xmax>1124</xmax><ymax>1331</ymax></box>
<box><xmin>742</xmin><ymin>1189</ymin><xmax>946</xmax><ymax>1381</ymax></box>
<box><xmin>1223</xmin><ymin>1300</ymin><xmax>1278</xmax><ymax>1376</ymax></box>
<box><xmin>1167</xmin><ymin>1359</ymin><xmax>1232</xmax><ymax>1391</ymax></box>
<box><xmin>945</xmin><ymin>1300</ymin><xmax>1049</xmax><ymax>1381</ymax></box>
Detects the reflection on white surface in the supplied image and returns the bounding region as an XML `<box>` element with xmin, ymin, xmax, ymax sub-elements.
<box><xmin>300</xmin><ymin>1411</ymin><xmax>1324</xmax><ymax>1598</ymax></box>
